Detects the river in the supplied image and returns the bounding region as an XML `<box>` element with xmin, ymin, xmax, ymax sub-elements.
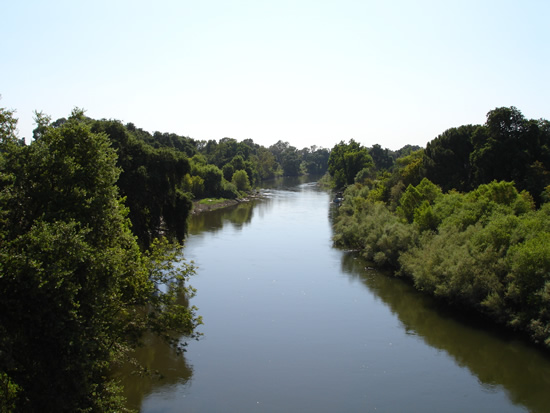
<box><xmin>119</xmin><ymin>177</ymin><xmax>550</xmax><ymax>412</ymax></box>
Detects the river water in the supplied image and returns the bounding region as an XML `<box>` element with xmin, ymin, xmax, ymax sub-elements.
<box><xmin>120</xmin><ymin>177</ymin><xmax>550</xmax><ymax>412</ymax></box>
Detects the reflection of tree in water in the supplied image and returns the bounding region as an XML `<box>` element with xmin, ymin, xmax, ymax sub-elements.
<box><xmin>113</xmin><ymin>335</ymin><xmax>193</xmax><ymax>411</ymax></box>
<box><xmin>261</xmin><ymin>175</ymin><xmax>321</xmax><ymax>190</ymax></box>
<box><xmin>340</xmin><ymin>252</ymin><xmax>550</xmax><ymax>413</ymax></box>
<box><xmin>188</xmin><ymin>177</ymin><xmax>326</xmax><ymax>235</ymax></box>
<box><xmin>114</xmin><ymin>280</ymin><xmax>197</xmax><ymax>410</ymax></box>
<box><xmin>188</xmin><ymin>201</ymin><xmax>259</xmax><ymax>235</ymax></box>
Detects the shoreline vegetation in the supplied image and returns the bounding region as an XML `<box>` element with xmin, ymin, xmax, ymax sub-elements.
<box><xmin>328</xmin><ymin>106</ymin><xmax>550</xmax><ymax>351</ymax></box>
<box><xmin>191</xmin><ymin>191</ymin><xmax>265</xmax><ymax>214</ymax></box>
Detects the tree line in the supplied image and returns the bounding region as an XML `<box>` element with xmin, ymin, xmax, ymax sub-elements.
<box><xmin>0</xmin><ymin>103</ymin><xmax>331</xmax><ymax>411</ymax></box>
<box><xmin>329</xmin><ymin>106</ymin><xmax>550</xmax><ymax>350</ymax></box>
<box><xmin>53</xmin><ymin>116</ymin><xmax>331</xmax><ymax>249</ymax></box>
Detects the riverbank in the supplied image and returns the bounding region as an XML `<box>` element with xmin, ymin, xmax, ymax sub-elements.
<box><xmin>191</xmin><ymin>191</ymin><xmax>264</xmax><ymax>214</ymax></box>
<box><xmin>332</xmin><ymin>180</ymin><xmax>550</xmax><ymax>351</ymax></box>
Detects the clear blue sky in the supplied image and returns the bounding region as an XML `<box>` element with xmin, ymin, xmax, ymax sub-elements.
<box><xmin>2</xmin><ymin>0</ymin><xmax>549</xmax><ymax>150</ymax></box>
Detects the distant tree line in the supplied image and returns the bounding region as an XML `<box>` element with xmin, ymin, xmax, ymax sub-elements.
<box><xmin>330</xmin><ymin>107</ymin><xmax>550</xmax><ymax>350</ymax></box>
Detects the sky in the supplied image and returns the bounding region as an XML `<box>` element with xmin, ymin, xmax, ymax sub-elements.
<box><xmin>2</xmin><ymin>0</ymin><xmax>549</xmax><ymax>151</ymax></box>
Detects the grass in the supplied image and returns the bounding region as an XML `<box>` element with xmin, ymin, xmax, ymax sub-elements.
<box><xmin>197</xmin><ymin>198</ymin><xmax>229</xmax><ymax>205</ymax></box>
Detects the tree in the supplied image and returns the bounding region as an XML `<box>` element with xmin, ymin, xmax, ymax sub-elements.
<box><xmin>209</xmin><ymin>137</ymin><xmax>239</xmax><ymax>167</ymax></box>
<box><xmin>91</xmin><ymin>119</ymin><xmax>193</xmax><ymax>248</ymax></box>
<box><xmin>423</xmin><ymin>124</ymin><xmax>477</xmax><ymax>192</ymax></box>
<box><xmin>232</xmin><ymin>169</ymin><xmax>251</xmax><ymax>191</ymax></box>
<box><xmin>0</xmin><ymin>109</ymin><xmax>201</xmax><ymax>412</ymax></box>
<box><xmin>470</xmin><ymin>107</ymin><xmax>528</xmax><ymax>186</ymax></box>
<box><xmin>280</xmin><ymin>147</ymin><xmax>302</xmax><ymax>176</ymax></box>
<box><xmin>193</xmin><ymin>163</ymin><xmax>223</xmax><ymax>197</ymax></box>
<box><xmin>328</xmin><ymin>139</ymin><xmax>373</xmax><ymax>188</ymax></box>
<box><xmin>303</xmin><ymin>147</ymin><xmax>330</xmax><ymax>175</ymax></box>
<box><xmin>470</xmin><ymin>107</ymin><xmax>550</xmax><ymax>204</ymax></box>
<box><xmin>269</xmin><ymin>141</ymin><xmax>302</xmax><ymax>176</ymax></box>
<box><xmin>369</xmin><ymin>144</ymin><xmax>394</xmax><ymax>171</ymax></box>
<box><xmin>395</xmin><ymin>148</ymin><xmax>424</xmax><ymax>187</ymax></box>
<box><xmin>254</xmin><ymin>147</ymin><xmax>278</xmax><ymax>179</ymax></box>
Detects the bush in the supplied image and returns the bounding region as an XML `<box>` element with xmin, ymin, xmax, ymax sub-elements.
<box><xmin>333</xmin><ymin>199</ymin><xmax>417</xmax><ymax>268</ymax></box>
<box><xmin>232</xmin><ymin>169</ymin><xmax>251</xmax><ymax>191</ymax></box>
<box><xmin>220</xmin><ymin>179</ymin><xmax>240</xmax><ymax>199</ymax></box>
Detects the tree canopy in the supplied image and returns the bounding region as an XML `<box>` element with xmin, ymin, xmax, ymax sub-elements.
<box><xmin>328</xmin><ymin>139</ymin><xmax>373</xmax><ymax>188</ymax></box>
<box><xmin>423</xmin><ymin>107</ymin><xmax>550</xmax><ymax>204</ymax></box>
<box><xmin>0</xmin><ymin>108</ymin><xmax>201</xmax><ymax>412</ymax></box>
<box><xmin>331</xmin><ymin>106</ymin><xmax>550</xmax><ymax>350</ymax></box>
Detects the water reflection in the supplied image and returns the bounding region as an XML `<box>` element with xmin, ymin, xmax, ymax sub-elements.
<box><xmin>261</xmin><ymin>175</ymin><xmax>322</xmax><ymax>190</ymax></box>
<box><xmin>188</xmin><ymin>201</ymin><xmax>259</xmax><ymax>235</ymax></box>
<box><xmin>187</xmin><ymin>177</ymin><xmax>325</xmax><ymax>236</ymax></box>
<box><xmin>113</xmin><ymin>335</ymin><xmax>193</xmax><ymax>411</ymax></box>
<box><xmin>340</xmin><ymin>252</ymin><xmax>550</xmax><ymax>413</ymax></box>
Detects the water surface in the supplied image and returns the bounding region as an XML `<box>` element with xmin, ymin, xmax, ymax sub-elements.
<box><xmin>123</xmin><ymin>178</ymin><xmax>550</xmax><ymax>412</ymax></box>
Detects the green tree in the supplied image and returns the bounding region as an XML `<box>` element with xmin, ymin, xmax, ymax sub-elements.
<box><xmin>369</xmin><ymin>144</ymin><xmax>394</xmax><ymax>171</ymax></box>
<box><xmin>0</xmin><ymin>109</ymin><xmax>201</xmax><ymax>412</ymax></box>
<box><xmin>328</xmin><ymin>139</ymin><xmax>373</xmax><ymax>188</ymax></box>
<box><xmin>222</xmin><ymin>162</ymin><xmax>235</xmax><ymax>181</ymax></box>
<box><xmin>395</xmin><ymin>149</ymin><xmax>424</xmax><ymax>187</ymax></box>
<box><xmin>254</xmin><ymin>147</ymin><xmax>278</xmax><ymax>179</ymax></box>
<box><xmin>193</xmin><ymin>163</ymin><xmax>223</xmax><ymax>196</ymax></box>
<box><xmin>423</xmin><ymin>124</ymin><xmax>477</xmax><ymax>192</ymax></box>
<box><xmin>302</xmin><ymin>146</ymin><xmax>330</xmax><ymax>175</ymax></box>
<box><xmin>232</xmin><ymin>169</ymin><xmax>251</xmax><ymax>191</ymax></box>
<box><xmin>91</xmin><ymin>119</ymin><xmax>192</xmax><ymax>248</ymax></box>
<box><xmin>470</xmin><ymin>107</ymin><xmax>550</xmax><ymax>204</ymax></box>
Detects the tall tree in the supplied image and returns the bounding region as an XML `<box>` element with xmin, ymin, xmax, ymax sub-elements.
<box><xmin>369</xmin><ymin>144</ymin><xmax>394</xmax><ymax>171</ymax></box>
<box><xmin>0</xmin><ymin>109</ymin><xmax>201</xmax><ymax>412</ymax></box>
<box><xmin>91</xmin><ymin>119</ymin><xmax>192</xmax><ymax>248</ymax></box>
<box><xmin>423</xmin><ymin>124</ymin><xmax>477</xmax><ymax>192</ymax></box>
<box><xmin>470</xmin><ymin>107</ymin><xmax>550</xmax><ymax>203</ymax></box>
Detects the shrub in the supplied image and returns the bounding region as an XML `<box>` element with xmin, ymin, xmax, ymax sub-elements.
<box><xmin>232</xmin><ymin>170</ymin><xmax>251</xmax><ymax>192</ymax></box>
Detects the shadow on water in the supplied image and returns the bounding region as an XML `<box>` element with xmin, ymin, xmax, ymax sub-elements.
<box><xmin>112</xmin><ymin>335</ymin><xmax>193</xmax><ymax>411</ymax></box>
<box><xmin>340</xmin><ymin>251</ymin><xmax>550</xmax><ymax>413</ymax></box>
<box><xmin>188</xmin><ymin>201</ymin><xmax>259</xmax><ymax>235</ymax></box>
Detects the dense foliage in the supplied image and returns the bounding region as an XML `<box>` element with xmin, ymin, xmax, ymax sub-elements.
<box><xmin>91</xmin><ymin>119</ymin><xmax>193</xmax><ymax>248</ymax></box>
<box><xmin>45</xmin><ymin>118</ymin><xmax>330</xmax><ymax>248</ymax></box>
<box><xmin>331</xmin><ymin>107</ymin><xmax>550</xmax><ymax>349</ymax></box>
<box><xmin>424</xmin><ymin>106</ymin><xmax>550</xmax><ymax>203</ymax></box>
<box><xmin>0</xmin><ymin>99</ymin><xmax>331</xmax><ymax>411</ymax></box>
<box><xmin>328</xmin><ymin>139</ymin><xmax>374</xmax><ymax>188</ymax></box>
<box><xmin>0</xmin><ymin>108</ymin><xmax>201</xmax><ymax>412</ymax></box>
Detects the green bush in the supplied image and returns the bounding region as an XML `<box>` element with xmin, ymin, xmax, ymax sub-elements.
<box><xmin>220</xmin><ymin>179</ymin><xmax>240</xmax><ymax>199</ymax></box>
<box><xmin>232</xmin><ymin>169</ymin><xmax>251</xmax><ymax>192</ymax></box>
